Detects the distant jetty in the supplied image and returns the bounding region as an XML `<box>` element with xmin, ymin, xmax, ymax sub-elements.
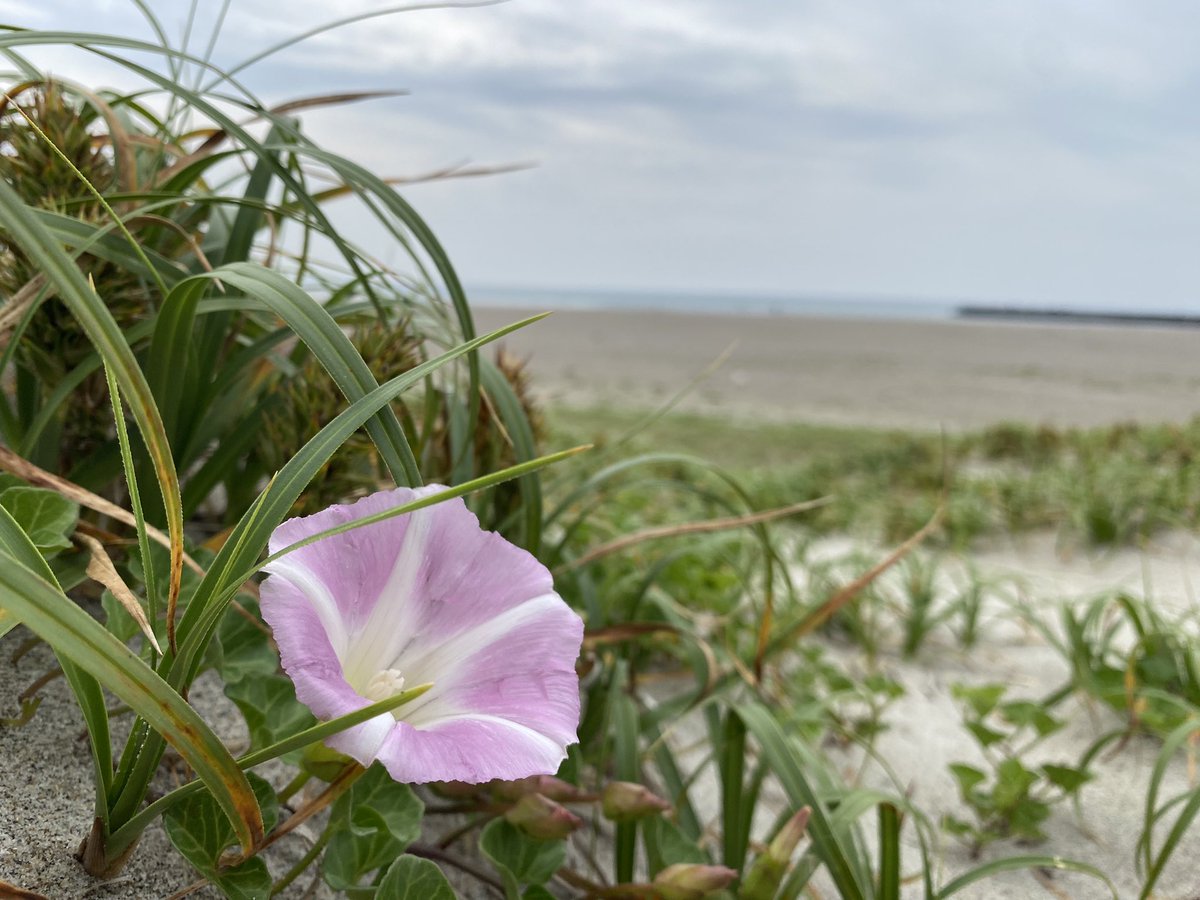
<box><xmin>957</xmin><ymin>306</ymin><xmax>1200</xmax><ymax>328</ymax></box>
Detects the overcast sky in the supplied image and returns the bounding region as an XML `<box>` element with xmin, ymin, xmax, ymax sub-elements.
<box><xmin>9</xmin><ymin>1</ymin><xmax>1200</xmax><ymax>309</ymax></box>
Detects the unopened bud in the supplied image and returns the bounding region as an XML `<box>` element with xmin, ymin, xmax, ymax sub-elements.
<box><xmin>653</xmin><ymin>863</ymin><xmax>738</xmax><ymax>900</ymax></box>
<box><xmin>429</xmin><ymin>780</ymin><xmax>484</xmax><ymax>799</ymax></box>
<box><xmin>492</xmin><ymin>775</ymin><xmax>586</xmax><ymax>802</ymax></box>
<box><xmin>601</xmin><ymin>781</ymin><xmax>672</xmax><ymax>822</ymax></box>
<box><xmin>504</xmin><ymin>792</ymin><xmax>583</xmax><ymax>840</ymax></box>
<box><xmin>740</xmin><ymin>808</ymin><xmax>811</xmax><ymax>900</ymax></box>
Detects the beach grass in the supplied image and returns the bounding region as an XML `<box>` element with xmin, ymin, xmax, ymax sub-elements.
<box><xmin>550</xmin><ymin>404</ymin><xmax>1200</xmax><ymax>548</ymax></box>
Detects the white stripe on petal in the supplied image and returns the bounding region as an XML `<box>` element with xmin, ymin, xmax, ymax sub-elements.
<box><xmin>330</xmin><ymin>711</ymin><xmax>395</xmax><ymax>764</ymax></box>
<box><xmin>392</xmin><ymin>593</ymin><xmax>567</xmax><ymax>723</ymax></box>
<box><xmin>342</xmin><ymin>506</ymin><xmax>433</xmax><ymax>687</ymax></box>
<box><xmin>264</xmin><ymin>558</ymin><xmax>351</xmax><ymax>660</ymax></box>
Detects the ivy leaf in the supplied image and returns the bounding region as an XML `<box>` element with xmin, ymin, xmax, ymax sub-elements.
<box><xmin>377</xmin><ymin>855</ymin><xmax>456</xmax><ymax>900</ymax></box>
<box><xmin>951</xmin><ymin>682</ymin><xmax>1006</xmax><ymax>718</ymax></box>
<box><xmin>480</xmin><ymin>818</ymin><xmax>565</xmax><ymax>891</ymax></box>
<box><xmin>0</xmin><ymin>486</ymin><xmax>78</xmax><ymax>555</ymax></box>
<box><xmin>1042</xmin><ymin>763</ymin><xmax>1092</xmax><ymax>794</ymax></box>
<box><xmin>941</xmin><ymin>814</ymin><xmax>976</xmax><ymax>838</ymax></box>
<box><xmin>948</xmin><ymin>763</ymin><xmax>987</xmax><ymax>801</ymax></box>
<box><xmin>323</xmin><ymin>763</ymin><xmax>424</xmax><ymax>896</ymax></box>
<box><xmin>223</xmin><ymin>673</ymin><xmax>315</xmax><ymax>754</ymax></box>
<box><xmin>163</xmin><ymin>771</ymin><xmax>278</xmax><ymax>899</ymax></box>
<box><xmin>992</xmin><ymin>758</ymin><xmax>1038</xmax><ymax>810</ymax></box>
<box><xmin>965</xmin><ymin>721</ymin><xmax>1006</xmax><ymax>748</ymax></box>
<box><xmin>999</xmin><ymin>700</ymin><xmax>1063</xmax><ymax>737</ymax></box>
<box><xmin>215</xmin><ymin>599</ymin><xmax>278</xmax><ymax>684</ymax></box>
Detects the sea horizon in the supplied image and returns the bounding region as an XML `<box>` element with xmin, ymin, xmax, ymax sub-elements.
<box><xmin>469</xmin><ymin>284</ymin><xmax>1200</xmax><ymax>327</ymax></box>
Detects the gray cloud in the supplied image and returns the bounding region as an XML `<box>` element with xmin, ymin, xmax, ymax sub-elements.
<box><xmin>15</xmin><ymin>1</ymin><xmax>1200</xmax><ymax>308</ymax></box>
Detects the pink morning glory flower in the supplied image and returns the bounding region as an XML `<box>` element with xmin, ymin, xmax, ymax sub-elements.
<box><xmin>259</xmin><ymin>485</ymin><xmax>584</xmax><ymax>783</ymax></box>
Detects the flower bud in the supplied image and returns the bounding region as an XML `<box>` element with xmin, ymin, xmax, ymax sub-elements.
<box><xmin>429</xmin><ymin>780</ymin><xmax>485</xmax><ymax>799</ymax></box>
<box><xmin>740</xmin><ymin>808</ymin><xmax>811</xmax><ymax>900</ymax></box>
<box><xmin>652</xmin><ymin>863</ymin><xmax>737</xmax><ymax>900</ymax></box>
<box><xmin>601</xmin><ymin>781</ymin><xmax>672</xmax><ymax>822</ymax></box>
<box><xmin>491</xmin><ymin>775</ymin><xmax>587</xmax><ymax>803</ymax></box>
<box><xmin>504</xmin><ymin>792</ymin><xmax>583</xmax><ymax>840</ymax></box>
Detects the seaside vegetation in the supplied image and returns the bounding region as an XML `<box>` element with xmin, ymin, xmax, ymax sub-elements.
<box><xmin>552</xmin><ymin>405</ymin><xmax>1200</xmax><ymax>548</ymax></box>
<box><xmin>0</xmin><ymin>8</ymin><xmax>1197</xmax><ymax>900</ymax></box>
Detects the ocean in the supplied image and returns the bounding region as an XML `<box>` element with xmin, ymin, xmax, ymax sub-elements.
<box><xmin>469</xmin><ymin>286</ymin><xmax>955</xmax><ymax>320</ymax></box>
<box><xmin>469</xmin><ymin>286</ymin><xmax>1200</xmax><ymax>327</ymax></box>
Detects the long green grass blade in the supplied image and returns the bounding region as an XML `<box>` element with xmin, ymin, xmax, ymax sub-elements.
<box><xmin>738</xmin><ymin>702</ymin><xmax>869</xmax><ymax>900</ymax></box>
<box><xmin>877</xmin><ymin>803</ymin><xmax>901</xmax><ymax>900</ymax></box>
<box><xmin>0</xmin><ymin>552</ymin><xmax>263</xmax><ymax>852</ymax></box>
<box><xmin>936</xmin><ymin>856</ymin><xmax>1116</xmax><ymax>899</ymax></box>
<box><xmin>0</xmin><ymin>177</ymin><xmax>185</xmax><ymax>649</ymax></box>
<box><xmin>193</xmin><ymin>263</ymin><xmax>420</xmax><ymax>486</ymax></box>
<box><xmin>0</xmin><ymin>506</ymin><xmax>112</xmax><ymax>820</ymax></box>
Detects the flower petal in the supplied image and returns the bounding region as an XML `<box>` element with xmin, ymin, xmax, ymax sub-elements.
<box><xmin>261</xmin><ymin>485</ymin><xmax>585</xmax><ymax>784</ymax></box>
<box><xmin>371</xmin><ymin>714</ymin><xmax>570</xmax><ymax>784</ymax></box>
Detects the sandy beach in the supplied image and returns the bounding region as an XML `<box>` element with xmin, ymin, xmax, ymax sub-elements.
<box><xmin>475</xmin><ymin>308</ymin><xmax>1200</xmax><ymax>428</ymax></box>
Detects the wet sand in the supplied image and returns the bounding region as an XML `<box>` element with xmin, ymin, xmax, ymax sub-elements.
<box><xmin>475</xmin><ymin>307</ymin><xmax>1200</xmax><ymax>428</ymax></box>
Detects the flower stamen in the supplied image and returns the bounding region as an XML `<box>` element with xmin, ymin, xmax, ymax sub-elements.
<box><xmin>363</xmin><ymin>668</ymin><xmax>406</xmax><ymax>702</ymax></box>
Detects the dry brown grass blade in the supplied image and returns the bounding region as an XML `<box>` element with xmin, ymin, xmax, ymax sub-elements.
<box><xmin>0</xmin><ymin>446</ymin><xmax>204</xmax><ymax>576</ymax></box>
<box><xmin>122</xmin><ymin>215</ymin><xmax>214</xmax><ymax>273</ymax></box>
<box><xmin>0</xmin><ymin>877</ymin><xmax>50</xmax><ymax>899</ymax></box>
<box><xmin>153</xmin><ymin>91</ymin><xmax>408</xmax><ymax>188</ymax></box>
<box><xmin>268</xmin><ymin>90</ymin><xmax>408</xmax><ymax>116</ymax></box>
<box><xmin>0</xmin><ymin>274</ymin><xmax>49</xmax><ymax>346</ymax></box>
<box><xmin>307</xmin><ymin>161</ymin><xmax>538</xmax><ymax>203</ymax></box>
<box><xmin>554</xmin><ymin>497</ymin><xmax>832</xmax><ymax>575</ymax></box>
<box><xmin>780</xmin><ymin>502</ymin><xmax>945</xmax><ymax>645</ymax></box>
<box><xmin>77</xmin><ymin>533</ymin><xmax>162</xmax><ymax>654</ymax></box>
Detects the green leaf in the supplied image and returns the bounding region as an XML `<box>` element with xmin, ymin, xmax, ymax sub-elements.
<box><xmin>965</xmin><ymin>721</ymin><xmax>1007</xmax><ymax>748</ymax></box>
<box><xmin>163</xmin><ymin>771</ymin><xmax>278</xmax><ymax>899</ymax></box>
<box><xmin>377</xmin><ymin>855</ymin><xmax>456</xmax><ymax>900</ymax></box>
<box><xmin>999</xmin><ymin>701</ymin><xmax>1063</xmax><ymax>737</ymax></box>
<box><xmin>948</xmin><ymin>764</ymin><xmax>987</xmax><ymax>800</ymax></box>
<box><xmin>951</xmin><ymin>683</ymin><xmax>1006</xmax><ymax>718</ymax></box>
<box><xmin>323</xmin><ymin>764</ymin><xmax>424</xmax><ymax>895</ymax></box>
<box><xmin>1042</xmin><ymin>764</ymin><xmax>1092</xmax><ymax>795</ymax></box>
<box><xmin>992</xmin><ymin>758</ymin><xmax>1037</xmax><ymax>811</ymax></box>
<box><xmin>0</xmin><ymin>486</ymin><xmax>78</xmax><ymax>554</ymax></box>
<box><xmin>215</xmin><ymin>601</ymin><xmax>280</xmax><ymax>684</ymax></box>
<box><xmin>941</xmin><ymin>815</ymin><xmax>976</xmax><ymax>838</ymax></box>
<box><xmin>223</xmin><ymin>674</ymin><xmax>316</xmax><ymax>754</ymax></box>
<box><xmin>480</xmin><ymin>819</ymin><xmax>565</xmax><ymax>888</ymax></box>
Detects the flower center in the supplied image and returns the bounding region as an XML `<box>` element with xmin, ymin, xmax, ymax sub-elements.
<box><xmin>363</xmin><ymin>668</ymin><xmax>407</xmax><ymax>702</ymax></box>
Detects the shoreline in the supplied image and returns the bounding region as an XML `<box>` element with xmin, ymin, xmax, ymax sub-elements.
<box><xmin>475</xmin><ymin>306</ymin><xmax>1200</xmax><ymax>430</ymax></box>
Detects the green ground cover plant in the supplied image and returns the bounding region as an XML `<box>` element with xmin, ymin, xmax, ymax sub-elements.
<box><xmin>551</xmin><ymin>405</ymin><xmax>1200</xmax><ymax>549</ymax></box>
